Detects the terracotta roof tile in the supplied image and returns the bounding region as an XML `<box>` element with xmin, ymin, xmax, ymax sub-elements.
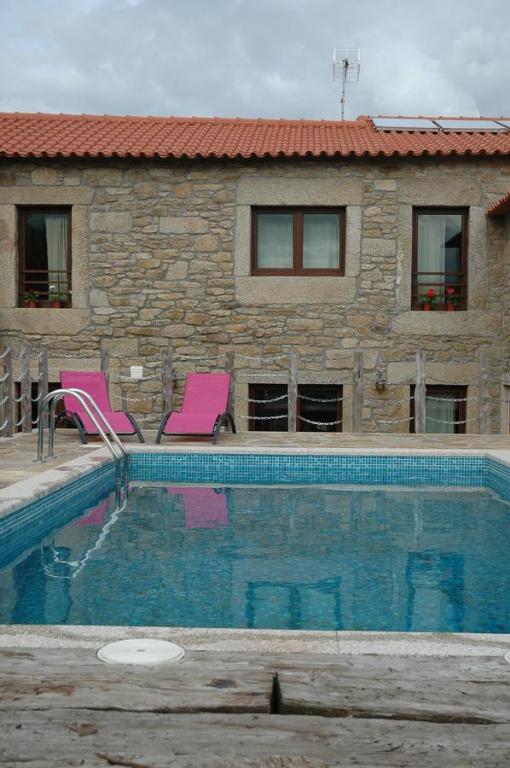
<box><xmin>2</xmin><ymin>112</ymin><xmax>510</xmax><ymax>160</ymax></box>
<box><xmin>486</xmin><ymin>190</ymin><xmax>510</xmax><ymax>216</ymax></box>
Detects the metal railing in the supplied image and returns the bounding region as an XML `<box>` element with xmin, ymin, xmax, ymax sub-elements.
<box><xmin>36</xmin><ymin>388</ymin><xmax>128</xmax><ymax>507</ymax></box>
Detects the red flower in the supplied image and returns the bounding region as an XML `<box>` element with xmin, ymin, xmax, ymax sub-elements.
<box><xmin>446</xmin><ymin>286</ymin><xmax>455</xmax><ymax>296</ymax></box>
<box><xmin>427</xmin><ymin>288</ymin><xmax>435</xmax><ymax>298</ymax></box>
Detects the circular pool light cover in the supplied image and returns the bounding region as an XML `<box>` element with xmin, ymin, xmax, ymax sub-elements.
<box><xmin>97</xmin><ymin>638</ymin><xmax>185</xmax><ymax>665</ymax></box>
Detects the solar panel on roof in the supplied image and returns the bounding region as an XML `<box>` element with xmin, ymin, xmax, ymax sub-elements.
<box><xmin>495</xmin><ymin>120</ymin><xmax>510</xmax><ymax>129</ymax></box>
<box><xmin>435</xmin><ymin>119</ymin><xmax>507</xmax><ymax>132</ymax></box>
<box><xmin>372</xmin><ymin>117</ymin><xmax>438</xmax><ymax>131</ymax></box>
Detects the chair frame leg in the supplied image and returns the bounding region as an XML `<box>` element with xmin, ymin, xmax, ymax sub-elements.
<box><xmin>125</xmin><ymin>412</ymin><xmax>145</xmax><ymax>443</ymax></box>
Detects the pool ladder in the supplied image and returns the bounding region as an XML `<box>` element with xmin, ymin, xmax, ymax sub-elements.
<box><xmin>36</xmin><ymin>388</ymin><xmax>128</xmax><ymax>507</ymax></box>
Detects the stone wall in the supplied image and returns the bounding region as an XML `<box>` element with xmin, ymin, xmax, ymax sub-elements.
<box><xmin>1</xmin><ymin>155</ymin><xmax>509</xmax><ymax>433</ymax></box>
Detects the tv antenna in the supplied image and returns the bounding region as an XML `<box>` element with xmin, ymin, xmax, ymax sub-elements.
<box><xmin>332</xmin><ymin>48</ymin><xmax>360</xmax><ymax>120</ymax></box>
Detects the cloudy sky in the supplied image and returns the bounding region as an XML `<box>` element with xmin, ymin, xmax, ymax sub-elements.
<box><xmin>1</xmin><ymin>0</ymin><xmax>509</xmax><ymax>120</ymax></box>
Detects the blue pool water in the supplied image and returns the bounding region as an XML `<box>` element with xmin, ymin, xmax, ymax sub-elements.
<box><xmin>1</xmin><ymin>453</ymin><xmax>510</xmax><ymax>632</ymax></box>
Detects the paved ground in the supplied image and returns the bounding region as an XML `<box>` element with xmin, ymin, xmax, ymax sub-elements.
<box><xmin>2</xmin><ymin>428</ymin><xmax>510</xmax><ymax>489</ymax></box>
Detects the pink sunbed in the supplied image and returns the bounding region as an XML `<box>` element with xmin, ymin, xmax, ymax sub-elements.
<box><xmin>167</xmin><ymin>487</ymin><xmax>229</xmax><ymax>528</ymax></box>
<box><xmin>156</xmin><ymin>372</ymin><xmax>236</xmax><ymax>444</ymax></box>
<box><xmin>59</xmin><ymin>370</ymin><xmax>144</xmax><ymax>444</ymax></box>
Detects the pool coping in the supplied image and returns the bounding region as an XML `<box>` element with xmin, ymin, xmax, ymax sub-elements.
<box><xmin>2</xmin><ymin>443</ymin><xmax>510</xmax><ymax>657</ymax></box>
<box><xmin>3</xmin><ymin>443</ymin><xmax>510</xmax><ymax>521</ymax></box>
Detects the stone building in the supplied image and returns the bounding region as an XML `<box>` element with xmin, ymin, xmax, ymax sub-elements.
<box><xmin>1</xmin><ymin>111</ymin><xmax>510</xmax><ymax>434</ymax></box>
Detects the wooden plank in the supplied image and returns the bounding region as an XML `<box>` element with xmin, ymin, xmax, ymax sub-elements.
<box><xmin>414</xmin><ymin>348</ymin><xmax>426</xmax><ymax>433</ymax></box>
<box><xmin>288</xmin><ymin>350</ymin><xmax>298</xmax><ymax>432</ymax></box>
<box><xmin>1</xmin><ymin>347</ymin><xmax>13</xmax><ymax>438</ymax></box>
<box><xmin>162</xmin><ymin>347</ymin><xmax>173</xmax><ymax>413</ymax></box>
<box><xmin>352</xmin><ymin>350</ymin><xmax>363</xmax><ymax>432</ymax></box>
<box><xmin>225</xmin><ymin>350</ymin><xmax>235</xmax><ymax>421</ymax></box>
<box><xmin>479</xmin><ymin>348</ymin><xmax>491</xmax><ymax>434</ymax></box>
<box><xmin>19</xmin><ymin>345</ymin><xmax>32</xmax><ymax>433</ymax></box>
<box><xmin>0</xmin><ymin>649</ymin><xmax>272</xmax><ymax>714</ymax></box>
<box><xmin>1</xmin><ymin>710</ymin><xmax>509</xmax><ymax>767</ymax></box>
<box><xmin>277</xmin><ymin>654</ymin><xmax>510</xmax><ymax>724</ymax></box>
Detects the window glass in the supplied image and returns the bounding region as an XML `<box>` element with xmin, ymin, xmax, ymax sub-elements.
<box><xmin>256</xmin><ymin>213</ymin><xmax>293</xmax><ymax>269</ymax></box>
<box><xmin>414</xmin><ymin>209</ymin><xmax>465</xmax><ymax>309</ymax></box>
<box><xmin>303</xmin><ymin>213</ymin><xmax>340</xmax><ymax>269</ymax></box>
<box><xmin>411</xmin><ymin>385</ymin><xmax>467</xmax><ymax>434</ymax></box>
<box><xmin>252</xmin><ymin>208</ymin><xmax>344</xmax><ymax>274</ymax></box>
<box><xmin>298</xmin><ymin>384</ymin><xmax>342</xmax><ymax>432</ymax></box>
<box><xmin>249</xmin><ymin>384</ymin><xmax>288</xmax><ymax>431</ymax></box>
<box><xmin>19</xmin><ymin>208</ymin><xmax>71</xmax><ymax>306</ymax></box>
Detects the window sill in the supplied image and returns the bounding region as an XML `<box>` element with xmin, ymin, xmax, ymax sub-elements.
<box><xmin>392</xmin><ymin>310</ymin><xmax>500</xmax><ymax>337</ymax></box>
<box><xmin>0</xmin><ymin>307</ymin><xmax>89</xmax><ymax>334</ymax></box>
<box><xmin>236</xmin><ymin>275</ymin><xmax>356</xmax><ymax>304</ymax></box>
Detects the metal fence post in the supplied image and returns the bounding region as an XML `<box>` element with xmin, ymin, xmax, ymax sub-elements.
<box><xmin>414</xmin><ymin>349</ymin><xmax>427</xmax><ymax>434</ymax></box>
<box><xmin>479</xmin><ymin>349</ymin><xmax>491</xmax><ymax>435</ymax></box>
<box><xmin>20</xmin><ymin>345</ymin><xmax>32</xmax><ymax>432</ymax></box>
<box><xmin>225</xmin><ymin>350</ymin><xmax>235</xmax><ymax>421</ymax></box>
<box><xmin>352</xmin><ymin>350</ymin><xmax>364</xmax><ymax>432</ymax></box>
<box><xmin>162</xmin><ymin>346</ymin><xmax>173</xmax><ymax>414</ymax></box>
<box><xmin>288</xmin><ymin>350</ymin><xmax>298</xmax><ymax>432</ymax></box>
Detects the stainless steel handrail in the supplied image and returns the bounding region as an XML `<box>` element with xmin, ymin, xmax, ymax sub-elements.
<box><xmin>36</xmin><ymin>388</ymin><xmax>128</xmax><ymax>505</ymax></box>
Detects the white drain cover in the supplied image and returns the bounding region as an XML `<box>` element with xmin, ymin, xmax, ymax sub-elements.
<box><xmin>97</xmin><ymin>638</ymin><xmax>185</xmax><ymax>665</ymax></box>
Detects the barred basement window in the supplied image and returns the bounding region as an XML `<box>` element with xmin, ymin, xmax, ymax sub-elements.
<box><xmin>410</xmin><ymin>385</ymin><xmax>467</xmax><ymax>434</ymax></box>
<box><xmin>249</xmin><ymin>384</ymin><xmax>343</xmax><ymax>432</ymax></box>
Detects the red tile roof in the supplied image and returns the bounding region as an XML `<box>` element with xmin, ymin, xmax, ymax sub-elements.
<box><xmin>486</xmin><ymin>190</ymin><xmax>510</xmax><ymax>216</ymax></box>
<box><xmin>2</xmin><ymin>112</ymin><xmax>510</xmax><ymax>160</ymax></box>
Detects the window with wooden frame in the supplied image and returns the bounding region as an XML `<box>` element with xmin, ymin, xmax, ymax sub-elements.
<box><xmin>18</xmin><ymin>207</ymin><xmax>72</xmax><ymax>308</ymax></box>
<box><xmin>249</xmin><ymin>384</ymin><xmax>343</xmax><ymax>432</ymax></box>
<box><xmin>412</xmin><ymin>208</ymin><xmax>468</xmax><ymax>311</ymax></box>
<box><xmin>410</xmin><ymin>385</ymin><xmax>467</xmax><ymax>434</ymax></box>
<box><xmin>251</xmin><ymin>207</ymin><xmax>345</xmax><ymax>275</ymax></box>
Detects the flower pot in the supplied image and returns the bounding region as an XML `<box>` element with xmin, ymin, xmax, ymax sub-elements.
<box><xmin>50</xmin><ymin>300</ymin><xmax>61</xmax><ymax>308</ymax></box>
<box><xmin>422</xmin><ymin>303</ymin><xmax>431</xmax><ymax>311</ymax></box>
<box><xmin>446</xmin><ymin>303</ymin><xmax>455</xmax><ymax>312</ymax></box>
<box><xmin>25</xmin><ymin>300</ymin><xmax>37</xmax><ymax>308</ymax></box>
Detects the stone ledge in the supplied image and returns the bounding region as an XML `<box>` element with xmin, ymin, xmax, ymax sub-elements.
<box><xmin>236</xmin><ymin>176</ymin><xmax>363</xmax><ymax>205</ymax></box>
<box><xmin>0</xmin><ymin>308</ymin><xmax>90</xmax><ymax>334</ymax></box>
<box><xmin>392</xmin><ymin>310</ymin><xmax>500</xmax><ymax>337</ymax></box>
<box><xmin>235</xmin><ymin>276</ymin><xmax>356</xmax><ymax>304</ymax></box>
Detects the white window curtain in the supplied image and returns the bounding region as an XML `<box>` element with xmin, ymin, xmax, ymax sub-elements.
<box><xmin>257</xmin><ymin>213</ymin><xmax>293</xmax><ymax>268</ymax></box>
<box><xmin>417</xmin><ymin>215</ymin><xmax>446</xmax><ymax>297</ymax></box>
<box><xmin>45</xmin><ymin>213</ymin><xmax>69</xmax><ymax>291</ymax></box>
<box><xmin>425</xmin><ymin>396</ymin><xmax>456</xmax><ymax>434</ymax></box>
<box><xmin>303</xmin><ymin>214</ymin><xmax>339</xmax><ymax>268</ymax></box>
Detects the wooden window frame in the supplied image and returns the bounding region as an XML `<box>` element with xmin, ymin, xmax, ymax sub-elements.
<box><xmin>410</xmin><ymin>385</ymin><xmax>467</xmax><ymax>434</ymax></box>
<box><xmin>251</xmin><ymin>207</ymin><xmax>346</xmax><ymax>276</ymax></box>
<box><xmin>411</xmin><ymin>207</ymin><xmax>468</xmax><ymax>311</ymax></box>
<box><xmin>248</xmin><ymin>383</ymin><xmax>343</xmax><ymax>432</ymax></box>
<box><xmin>18</xmin><ymin>206</ymin><xmax>72</xmax><ymax>308</ymax></box>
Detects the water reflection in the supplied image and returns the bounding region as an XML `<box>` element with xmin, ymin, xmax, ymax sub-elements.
<box><xmin>0</xmin><ymin>485</ymin><xmax>508</xmax><ymax>632</ymax></box>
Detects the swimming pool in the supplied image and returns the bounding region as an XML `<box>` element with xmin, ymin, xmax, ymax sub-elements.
<box><xmin>1</xmin><ymin>452</ymin><xmax>509</xmax><ymax>633</ymax></box>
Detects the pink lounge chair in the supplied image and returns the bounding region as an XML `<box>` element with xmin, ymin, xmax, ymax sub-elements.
<box><xmin>167</xmin><ymin>487</ymin><xmax>229</xmax><ymax>528</ymax></box>
<box><xmin>156</xmin><ymin>372</ymin><xmax>236</xmax><ymax>444</ymax></box>
<box><xmin>58</xmin><ymin>370</ymin><xmax>144</xmax><ymax>444</ymax></box>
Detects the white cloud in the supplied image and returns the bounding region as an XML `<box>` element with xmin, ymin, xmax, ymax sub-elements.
<box><xmin>0</xmin><ymin>0</ymin><xmax>509</xmax><ymax>118</ymax></box>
